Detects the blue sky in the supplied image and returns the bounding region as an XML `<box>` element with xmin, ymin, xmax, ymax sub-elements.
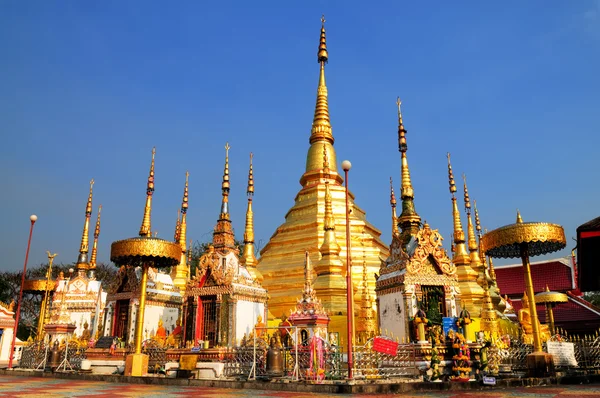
<box><xmin>1</xmin><ymin>1</ymin><xmax>598</xmax><ymax>271</ymax></box>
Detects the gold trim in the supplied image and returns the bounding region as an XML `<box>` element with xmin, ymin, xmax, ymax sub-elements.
<box><xmin>482</xmin><ymin>222</ymin><xmax>566</xmax><ymax>258</ymax></box>
<box><xmin>110</xmin><ymin>237</ymin><xmax>181</xmax><ymax>268</ymax></box>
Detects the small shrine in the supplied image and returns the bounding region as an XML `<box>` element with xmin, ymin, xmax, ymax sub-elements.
<box><xmin>103</xmin><ymin>151</ymin><xmax>183</xmax><ymax>346</ymax></box>
<box><xmin>288</xmin><ymin>252</ymin><xmax>330</xmax><ymax>344</ymax></box>
<box><xmin>102</xmin><ymin>265</ymin><xmax>182</xmax><ymax>344</ymax></box>
<box><xmin>184</xmin><ymin>145</ymin><xmax>268</xmax><ymax>348</ymax></box>
<box><xmin>46</xmin><ymin>180</ymin><xmax>106</xmax><ymax>343</ymax></box>
<box><xmin>376</xmin><ymin>104</ymin><xmax>460</xmax><ymax>343</ymax></box>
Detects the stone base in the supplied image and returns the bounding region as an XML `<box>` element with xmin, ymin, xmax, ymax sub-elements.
<box><xmin>125</xmin><ymin>354</ymin><xmax>148</xmax><ymax>377</ymax></box>
<box><xmin>526</xmin><ymin>351</ymin><xmax>554</xmax><ymax>378</ymax></box>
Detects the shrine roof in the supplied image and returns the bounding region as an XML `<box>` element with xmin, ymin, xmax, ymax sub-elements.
<box><xmin>578</xmin><ymin>216</ymin><xmax>600</xmax><ymax>232</ymax></box>
<box><xmin>511</xmin><ymin>295</ymin><xmax>600</xmax><ymax>323</ymax></box>
<box><xmin>494</xmin><ymin>257</ymin><xmax>574</xmax><ymax>296</ymax></box>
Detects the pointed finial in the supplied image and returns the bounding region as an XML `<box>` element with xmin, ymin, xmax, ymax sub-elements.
<box><xmin>77</xmin><ymin>179</ymin><xmax>94</xmax><ymax>268</ymax></box>
<box><xmin>516</xmin><ymin>209</ymin><xmax>523</xmax><ymax>223</ymax></box>
<box><xmin>396</xmin><ymin>97</ymin><xmax>403</xmax><ymax>127</ymax></box>
<box><xmin>390</xmin><ymin>177</ymin><xmax>400</xmax><ymax>238</ymax></box>
<box><xmin>220</xmin><ymin>143</ymin><xmax>231</xmax><ymax>219</ymax></box>
<box><xmin>318</xmin><ymin>15</ymin><xmax>328</xmax><ymax>63</ymax></box>
<box><xmin>89</xmin><ymin>205</ymin><xmax>102</xmax><ymax>269</ymax></box>
<box><xmin>139</xmin><ymin>147</ymin><xmax>156</xmax><ymax>237</ymax></box>
<box><xmin>447</xmin><ymin>153</ymin><xmax>457</xmax><ymax>196</ymax></box>
<box><xmin>174</xmin><ymin>209</ymin><xmax>181</xmax><ymax>242</ymax></box>
<box><xmin>182</xmin><ymin>171</ymin><xmax>189</xmax><ymax>215</ymax></box>
<box><xmin>463</xmin><ymin>174</ymin><xmax>480</xmax><ymax>263</ymax></box>
<box><xmin>545</xmin><ymin>284</ymin><xmax>550</xmax><ymax>292</ymax></box>
<box><xmin>247</xmin><ymin>153</ymin><xmax>254</xmax><ymax>197</ymax></box>
<box><xmin>188</xmin><ymin>239</ymin><xmax>193</xmax><ymax>264</ymax></box>
<box><xmin>447</xmin><ymin>153</ymin><xmax>468</xmax><ymax>263</ymax></box>
<box><xmin>308</xmin><ymin>16</ymin><xmax>333</xmax><ymax>148</ymax></box>
<box><xmin>462</xmin><ymin>174</ymin><xmax>471</xmax><ymax>212</ymax></box>
<box><xmin>474</xmin><ymin>200</ymin><xmax>482</xmax><ymax>236</ymax></box>
<box><xmin>241</xmin><ymin>153</ymin><xmax>260</xmax><ymax>276</ymax></box>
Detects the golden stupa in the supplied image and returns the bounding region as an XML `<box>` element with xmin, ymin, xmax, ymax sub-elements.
<box><xmin>258</xmin><ymin>17</ymin><xmax>389</xmax><ymax>338</ymax></box>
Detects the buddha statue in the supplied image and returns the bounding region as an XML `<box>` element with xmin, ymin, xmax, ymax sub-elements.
<box><xmin>80</xmin><ymin>321</ymin><xmax>91</xmax><ymax>342</ymax></box>
<box><xmin>155</xmin><ymin>319</ymin><xmax>167</xmax><ymax>340</ymax></box>
<box><xmin>518</xmin><ymin>292</ymin><xmax>550</xmax><ymax>344</ymax></box>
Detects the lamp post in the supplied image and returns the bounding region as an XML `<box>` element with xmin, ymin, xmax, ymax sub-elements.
<box><xmin>8</xmin><ymin>214</ymin><xmax>37</xmax><ymax>370</ymax></box>
<box><xmin>341</xmin><ymin>159</ymin><xmax>354</xmax><ymax>379</ymax></box>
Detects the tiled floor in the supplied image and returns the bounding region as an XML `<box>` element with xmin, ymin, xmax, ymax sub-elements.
<box><xmin>1</xmin><ymin>375</ymin><xmax>600</xmax><ymax>397</ymax></box>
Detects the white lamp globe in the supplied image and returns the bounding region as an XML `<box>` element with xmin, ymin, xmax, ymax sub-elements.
<box><xmin>30</xmin><ymin>214</ymin><xmax>38</xmax><ymax>222</ymax></box>
<box><xmin>341</xmin><ymin>160</ymin><xmax>352</xmax><ymax>172</ymax></box>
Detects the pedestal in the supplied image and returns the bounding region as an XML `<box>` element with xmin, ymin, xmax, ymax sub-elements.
<box><xmin>526</xmin><ymin>351</ymin><xmax>554</xmax><ymax>378</ymax></box>
<box><xmin>125</xmin><ymin>353</ymin><xmax>148</xmax><ymax>377</ymax></box>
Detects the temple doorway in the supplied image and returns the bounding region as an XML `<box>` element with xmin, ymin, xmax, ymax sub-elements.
<box><xmin>200</xmin><ymin>296</ymin><xmax>219</xmax><ymax>347</ymax></box>
<box><xmin>114</xmin><ymin>299</ymin><xmax>130</xmax><ymax>341</ymax></box>
<box><xmin>421</xmin><ymin>286</ymin><xmax>445</xmax><ymax>325</ymax></box>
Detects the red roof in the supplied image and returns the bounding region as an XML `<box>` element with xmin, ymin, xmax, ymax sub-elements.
<box><xmin>511</xmin><ymin>297</ymin><xmax>600</xmax><ymax>323</ymax></box>
<box><xmin>494</xmin><ymin>258</ymin><xmax>574</xmax><ymax>296</ymax></box>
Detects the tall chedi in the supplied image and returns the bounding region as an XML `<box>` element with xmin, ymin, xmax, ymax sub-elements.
<box><xmin>240</xmin><ymin>153</ymin><xmax>263</xmax><ymax>282</ymax></box>
<box><xmin>447</xmin><ymin>155</ymin><xmax>484</xmax><ymax>319</ymax></box>
<box><xmin>75</xmin><ymin>179</ymin><xmax>95</xmax><ymax>275</ymax></box>
<box><xmin>258</xmin><ymin>16</ymin><xmax>388</xmax><ymax>335</ymax></box>
<box><xmin>89</xmin><ymin>204</ymin><xmax>102</xmax><ymax>279</ymax></box>
<box><xmin>171</xmin><ymin>172</ymin><xmax>190</xmax><ymax>292</ymax></box>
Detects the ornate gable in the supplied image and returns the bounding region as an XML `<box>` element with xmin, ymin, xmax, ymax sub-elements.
<box><xmin>406</xmin><ymin>224</ymin><xmax>455</xmax><ymax>278</ymax></box>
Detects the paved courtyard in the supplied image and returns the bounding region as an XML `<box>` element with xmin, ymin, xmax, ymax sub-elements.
<box><xmin>1</xmin><ymin>375</ymin><xmax>600</xmax><ymax>397</ymax></box>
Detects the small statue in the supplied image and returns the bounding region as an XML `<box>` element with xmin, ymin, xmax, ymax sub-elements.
<box><xmin>80</xmin><ymin>321</ymin><xmax>91</xmax><ymax>342</ymax></box>
<box><xmin>518</xmin><ymin>292</ymin><xmax>550</xmax><ymax>344</ymax></box>
<box><xmin>155</xmin><ymin>319</ymin><xmax>167</xmax><ymax>340</ymax></box>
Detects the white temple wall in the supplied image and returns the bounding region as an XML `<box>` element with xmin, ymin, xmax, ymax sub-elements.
<box><xmin>103</xmin><ymin>303</ymin><xmax>114</xmax><ymax>337</ymax></box>
<box><xmin>235</xmin><ymin>300</ymin><xmax>265</xmax><ymax>344</ymax></box>
<box><xmin>141</xmin><ymin>304</ymin><xmax>179</xmax><ymax>340</ymax></box>
<box><xmin>0</xmin><ymin>327</ymin><xmax>14</xmax><ymax>362</ymax></box>
<box><xmin>378</xmin><ymin>293</ymin><xmax>407</xmax><ymax>341</ymax></box>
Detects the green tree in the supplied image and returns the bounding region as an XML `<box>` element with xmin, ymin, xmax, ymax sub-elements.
<box><xmin>584</xmin><ymin>291</ymin><xmax>600</xmax><ymax>307</ymax></box>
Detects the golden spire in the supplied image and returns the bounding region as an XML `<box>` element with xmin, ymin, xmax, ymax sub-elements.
<box><xmin>463</xmin><ymin>174</ymin><xmax>481</xmax><ymax>266</ymax></box>
<box><xmin>474</xmin><ymin>200</ymin><xmax>485</xmax><ymax>263</ymax></box>
<box><xmin>301</xmin><ymin>15</ymin><xmax>343</xmax><ymax>187</ymax></box>
<box><xmin>172</xmin><ymin>172</ymin><xmax>190</xmax><ymax>292</ymax></box>
<box><xmin>516</xmin><ymin>209</ymin><xmax>523</xmax><ymax>223</ymax></box>
<box><xmin>241</xmin><ymin>153</ymin><xmax>261</xmax><ymax>278</ymax></box>
<box><xmin>174</xmin><ymin>209</ymin><xmax>181</xmax><ymax>242</ymax></box>
<box><xmin>179</xmin><ymin>171</ymin><xmax>189</xmax><ymax>251</ymax></box>
<box><xmin>77</xmin><ymin>179</ymin><xmax>94</xmax><ymax>269</ymax></box>
<box><xmin>309</xmin><ymin>15</ymin><xmax>333</xmax><ymax>147</ymax></box>
<box><xmin>220</xmin><ymin>142</ymin><xmax>231</xmax><ymax>220</ymax></box>
<box><xmin>396</xmin><ymin>98</ymin><xmax>420</xmax><ymax>243</ymax></box>
<box><xmin>447</xmin><ymin>153</ymin><xmax>469</xmax><ymax>264</ymax></box>
<box><xmin>213</xmin><ymin>143</ymin><xmax>236</xmax><ymax>252</ymax></box>
<box><xmin>488</xmin><ymin>255</ymin><xmax>497</xmax><ymax>281</ymax></box>
<box><xmin>139</xmin><ymin>147</ymin><xmax>155</xmax><ymax>237</ymax></box>
<box><xmin>390</xmin><ymin>177</ymin><xmax>400</xmax><ymax>238</ymax></box>
<box><xmin>89</xmin><ymin>205</ymin><xmax>102</xmax><ymax>269</ymax></box>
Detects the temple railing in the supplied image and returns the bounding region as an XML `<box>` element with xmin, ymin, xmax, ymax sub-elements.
<box><xmin>353</xmin><ymin>339</ymin><xmax>418</xmax><ymax>379</ymax></box>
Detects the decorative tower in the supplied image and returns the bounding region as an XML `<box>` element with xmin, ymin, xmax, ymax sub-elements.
<box><xmin>172</xmin><ymin>172</ymin><xmax>190</xmax><ymax>292</ymax></box>
<box><xmin>257</xmin><ymin>16</ymin><xmax>388</xmax><ymax>335</ymax></box>
<box><xmin>390</xmin><ymin>177</ymin><xmax>400</xmax><ymax>239</ymax></box>
<box><xmin>213</xmin><ymin>143</ymin><xmax>237</xmax><ymax>253</ymax></box>
<box><xmin>396</xmin><ymin>98</ymin><xmax>421</xmax><ymax>245</ymax></box>
<box><xmin>240</xmin><ymin>153</ymin><xmax>262</xmax><ymax>282</ymax></box>
<box><xmin>475</xmin><ymin>204</ymin><xmax>505</xmax><ymax>314</ymax></box>
<box><xmin>313</xmin><ymin>145</ymin><xmax>345</xmax><ymax>310</ymax></box>
<box><xmin>89</xmin><ymin>204</ymin><xmax>102</xmax><ymax>279</ymax></box>
<box><xmin>356</xmin><ymin>258</ymin><xmax>377</xmax><ymax>344</ymax></box>
<box><xmin>75</xmin><ymin>179</ymin><xmax>94</xmax><ymax>275</ymax></box>
<box><xmin>447</xmin><ymin>154</ymin><xmax>483</xmax><ymax>317</ymax></box>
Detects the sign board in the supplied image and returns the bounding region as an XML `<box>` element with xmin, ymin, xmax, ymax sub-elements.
<box><xmin>442</xmin><ymin>317</ymin><xmax>459</xmax><ymax>336</ymax></box>
<box><xmin>483</xmin><ymin>376</ymin><xmax>496</xmax><ymax>385</ymax></box>
<box><xmin>373</xmin><ymin>337</ymin><xmax>399</xmax><ymax>355</ymax></box>
<box><xmin>547</xmin><ymin>341</ymin><xmax>578</xmax><ymax>367</ymax></box>
<box><xmin>94</xmin><ymin>336</ymin><xmax>115</xmax><ymax>349</ymax></box>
